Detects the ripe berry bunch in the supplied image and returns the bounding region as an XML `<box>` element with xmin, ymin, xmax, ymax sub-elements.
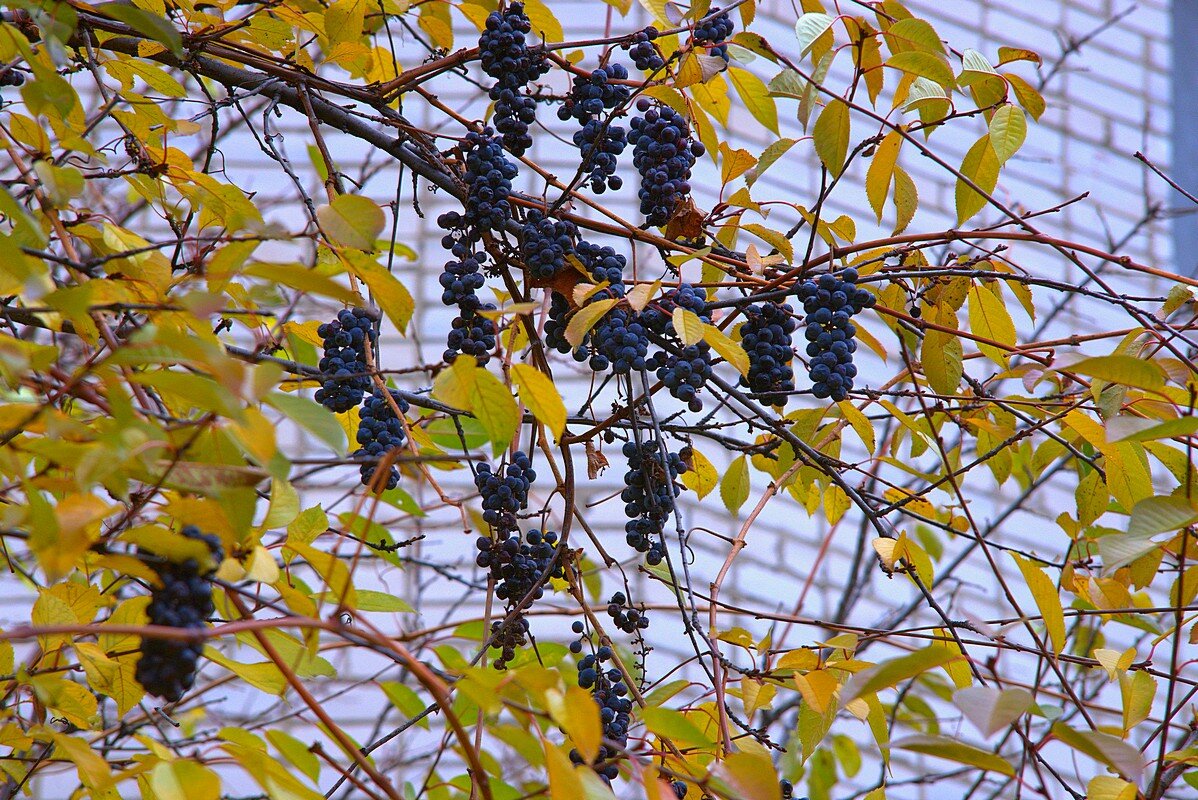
<box><xmin>693</xmin><ymin>7</ymin><xmax>735</xmax><ymax>59</ymax></box>
<box><xmin>651</xmin><ymin>344</ymin><xmax>711</xmax><ymax>412</ymax></box>
<box><xmin>558</xmin><ymin>65</ymin><xmax>631</xmax><ymax>123</ymax></box>
<box><xmin>630</xmin><ymin>99</ymin><xmax>705</xmax><ymax>226</ymax></box>
<box><xmin>474</xmin><ymin>451</ymin><xmax>536</xmax><ymax>529</ymax></box>
<box><xmin>463</xmin><ymin>129</ymin><xmax>520</xmax><ymax>234</ymax></box>
<box><xmin>574</xmin><ymin>118</ymin><xmax>627</xmax><ymax>194</ymax></box>
<box><xmin>569</xmin><ymin>644</ymin><xmax>632</xmax><ymax>781</ymax></box>
<box><xmin>475</xmin><ymin>526</ymin><xmax>561</xmax><ymax>670</ymax></box>
<box><xmin>738</xmin><ymin>301</ymin><xmax>799</xmax><ymax>406</ymax></box>
<box><xmin>577</xmin><ymin>240</ymin><xmax>627</xmax><ymax>292</ymax></box>
<box><xmin>479</xmin><ymin>2</ymin><xmax>548</xmax><ymax>157</ymax></box>
<box><xmin>644</xmin><ymin>284</ymin><xmax>714</xmax><ymax>411</ymax></box>
<box><xmin>488</xmin><ymin>615</ymin><xmax>531</xmax><ymax>671</ymax></box>
<box><xmin>352</xmin><ymin>388</ymin><xmax>410</xmax><ymax>490</ymax></box>
<box><xmin>545</xmin><ymin>292</ymin><xmax>587</xmax><ymax>362</ymax></box>
<box><xmin>591</xmin><ymin>308</ymin><xmax>649</xmax><ymax>374</ymax></box>
<box><xmin>444</xmin><ymin>305</ymin><xmax>498</xmax><ymax>365</ymax></box>
<box><xmin>315</xmin><ymin>308</ymin><xmax>377</xmax><ymax>413</ymax></box>
<box><xmin>135</xmin><ymin>525</ymin><xmax>223</xmax><ymax>703</ymax></box>
<box><xmin>558</xmin><ymin>66</ymin><xmax>631</xmax><ymax>193</ymax></box>
<box><xmin>606</xmin><ymin>591</ymin><xmax>649</xmax><ymax>634</ymax></box>
<box><xmin>438</xmin><ymin>251</ymin><xmax>487</xmax><ymax>311</ymax></box>
<box><xmin>797</xmin><ymin>268</ymin><xmax>875</xmax><ymax>401</ymax></box>
<box><xmin>621</xmin><ymin>439</ymin><xmax>687</xmax><ymax>564</ymax></box>
<box><xmin>520</xmin><ymin>210</ymin><xmax>578</xmax><ymax>280</ymax></box>
<box><xmin>624</xmin><ymin>27</ymin><xmax>665</xmax><ymax>71</ymax></box>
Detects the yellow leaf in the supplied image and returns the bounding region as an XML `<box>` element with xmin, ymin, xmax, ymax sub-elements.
<box><xmin>720</xmin><ymin>455</ymin><xmax>750</xmax><ymax>514</ymax></box>
<box><xmin>547</xmin><ymin>684</ymin><xmax>602</xmax><ymax>763</ymax></box>
<box><xmin>512</xmin><ymin>363</ymin><xmax>566</xmax><ymax>438</ymax></box>
<box><xmin>432</xmin><ymin>355</ymin><xmax>478</xmax><ymax>411</ymax></box>
<box><xmin>955</xmin><ymin>134</ymin><xmax>1000</xmax><ymax>224</ymax></box>
<box><xmin>794</xmin><ymin>669</ymin><xmax>838</xmax><ymax>714</ymax></box>
<box><xmin>892</xmin><ymin>164</ymin><xmax>918</xmax><ymax>233</ymax></box>
<box><xmin>522</xmin><ymin>0</ymin><xmax>563</xmax><ymax>43</ymax></box>
<box><xmin>150</xmin><ymin>759</ymin><xmax>221</xmax><ymax>800</ymax></box>
<box><xmin>813</xmin><ymin>98</ymin><xmax>850</xmax><ymax>176</ymax></box>
<box><xmin>703</xmin><ymin>323</ymin><xmax>749</xmax><ymax>376</ymax></box>
<box><xmin>566</xmin><ymin>298</ymin><xmax>617</xmax><ymax>348</ymax></box>
<box><xmin>342</xmin><ymin>253</ymin><xmax>415</xmax><ymax>333</ymax></box>
<box><xmin>317</xmin><ymin>194</ymin><xmax>385</xmax><ymax>251</ymax></box>
<box><xmin>74</xmin><ymin>643</ymin><xmax>143</xmax><ymax>717</ymax></box>
<box><xmin>728</xmin><ymin>67</ymin><xmax>778</xmax><ymax>134</ymax></box>
<box><xmin>1010</xmin><ymin>553</ymin><xmax>1065</xmax><ymax>655</ymax></box>
<box><xmin>866</xmin><ymin>130</ymin><xmax>902</xmax><ymax>222</ymax></box>
<box><xmin>680</xmin><ymin>447</ymin><xmax>718</xmax><ymax>499</ymax></box>
<box><xmin>287</xmin><ymin>540</ymin><xmax>357</xmax><ymax>608</ymax></box>
<box><xmin>673</xmin><ymin>308</ymin><xmax>705</xmax><ymax>345</ymax></box>
<box><xmin>988</xmin><ymin>104</ymin><xmax>1026</xmax><ymax>164</ymax></box>
<box><xmin>967</xmin><ymin>283</ymin><xmax>1016</xmax><ymax>366</ymax></box>
<box><xmin>470</xmin><ymin>369</ymin><xmax>520</xmax><ymax>457</ymax></box>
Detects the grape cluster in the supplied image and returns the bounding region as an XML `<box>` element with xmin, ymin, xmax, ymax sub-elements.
<box><xmin>591</xmin><ymin>308</ymin><xmax>649</xmax><ymax>374</ymax></box>
<box><xmin>479</xmin><ymin>2</ymin><xmax>548</xmax><ymax>157</ymax></box>
<box><xmin>463</xmin><ymin>129</ymin><xmax>520</xmax><ymax>233</ymax></box>
<box><xmin>474</xmin><ymin>451</ymin><xmax>536</xmax><ymax>530</ymax></box>
<box><xmin>0</xmin><ymin>68</ymin><xmax>25</xmax><ymax>87</ymax></box>
<box><xmin>489</xmin><ymin>615</ymin><xmax>531</xmax><ymax>671</ymax></box>
<box><xmin>444</xmin><ymin>305</ymin><xmax>498</xmax><ymax>365</ymax></box>
<box><xmin>569</xmin><ymin>642</ymin><xmax>632</xmax><ymax>781</ymax></box>
<box><xmin>630</xmin><ymin>99</ymin><xmax>705</xmax><ymax>226</ymax></box>
<box><xmin>520</xmin><ymin>210</ymin><xmax>578</xmax><ymax>280</ymax></box>
<box><xmin>624</xmin><ymin>27</ymin><xmax>665</xmax><ymax>72</ymax></box>
<box><xmin>559</xmin><ymin>66</ymin><xmax>631</xmax><ymax>193</ymax></box>
<box><xmin>693</xmin><ymin>7</ymin><xmax>735</xmax><ymax>59</ymax></box>
<box><xmin>644</xmin><ymin>284</ymin><xmax>714</xmax><ymax>411</ymax></box>
<box><xmin>315</xmin><ymin>308</ymin><xmax>378</xmax><ymax>413</ymax></box>
<box><xmin>621</xmin><ymin>439</ymin><xmax>686</xmax><ymax>564</ymax></box>
<box><xmin>135</xmin><ymin>525</ymin><xmax>223</xmax><ymax>703</ymax></box>
<box><xmin>577</xmin><ymin>240</ymin><xmax>627</xmax><ymax>291</ymax></box>
<box><xmin>574</xmin><ymin>118</ymin><xmax>628</xmax><ymax>194</ymax></box>
<box><xmin>477</xmin><ymin>526</ymin><xmax>562</xmax><ymax>669</ymax></box>
<box><xmin>797</xmin><ymin>268</ymin><xmax>875</xmax><ymax>401</ymax></box>
<box><xmin>438</xmin><ymin>248</ymin><xmax>487</xmax><ymax>312</ymax></box>
<box><xmin>544</xmin><ymin>291</ymin><xmax>583</xmax><ymax>361</ymax></box>
<box><xmin>738</xmin><ymin>301</ymin><xmax>799</xmax><ymax>406</ymax></box>
<box><xmin>352</xmin><ymin>388</ymin><xmax>410</xmax><ymax>491</ymax></box>
<box><xmin>606</xmin><ymin>591</ymin><xmax>649</xmax><ymax>634</ymax></box>
<box><xmin>558</xmin><ymin>65</ymin><xmax>631</xmax><ymax>122</ymax></box>
<box><xmin>651</xmin><ymin>344</ymin><xmax>711</xmax><ymax>411</ymax></box>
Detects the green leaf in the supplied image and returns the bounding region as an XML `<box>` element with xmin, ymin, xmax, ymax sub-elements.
<box><xmin>893</xmin><ymin>734</ymin><xmax>1015</xmax><ymax>776</ymax></box>
<box><xmin>988</xmin><ymin>104</ymin><xmax>1026</xmax><ymax>165</ymax></box>
<box><xmin>317</xmin><ymin>194</ymin><xmax>385</xmax><ymax>251</ymax></box>
<box><xmin>720</xmin><ymin>455</ymin><xmax>750</xmax><ymax>515</ymax></box>
<box><xmin>512</xmin><ymin>363</ymin><xmax>567</xmax><ymax>438</ymax></box>
<box><xmin>813</xmin><ymin>99</ymin><xmax>850</xmax><ymax>177</ymax></box>
<box><xmin>641</xmin><ymin>707</ymin><xmax>714</xmax><ymax>749</ymax></box>
<box><xmin>955</xmin><ymin>134</ymin><xmax>1000</xmax><ymax>224</ymax></box>
<box><xmin>265</xmin><ymin>392</ymin><xmax>347</xmax><ymax>455</ymax></box>
<box><xmin>266</xmin><ymin>729</ymin><xmax>320</xmax><ymax>783</ymax></box>
<box><xmin>99</xmin><ymin>3</ymin><xmax>183</xmax><ymax>57</ymax></box>
<box><xmin>470</xmin><ymin>369</ymin><xmax>520</xmax><ymax>458</ymax></box>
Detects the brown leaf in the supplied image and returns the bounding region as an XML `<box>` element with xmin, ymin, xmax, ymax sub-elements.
<box><xmin>664</xmin><ymin>197</ymin><xmax>707</xmax><ymax>241</ymax></box>
<box><xmin>586</xmin><ymin>440</ymin><xmax>608</xmax><ymax>480</ymax></box>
